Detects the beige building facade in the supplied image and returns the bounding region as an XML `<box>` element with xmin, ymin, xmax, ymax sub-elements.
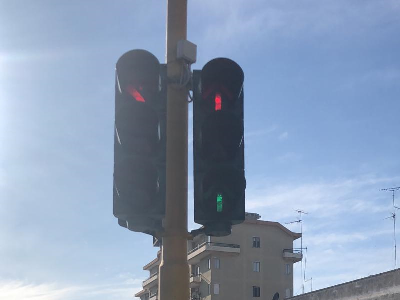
<box><xmin>135</xmin><ymin>213</ymin><xmax>302</xmax><ymax>300</ymax></box>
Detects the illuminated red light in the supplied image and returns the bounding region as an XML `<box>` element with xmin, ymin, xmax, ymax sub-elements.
<box><xmin>127</xmin><ymin>85</ymin><xmax>145</xmax><ymax>102</ymax></box>
<box><xmin>215</xmin><ymin>93</ymin><xmax>222</xmax><ymax>111</ymax></box>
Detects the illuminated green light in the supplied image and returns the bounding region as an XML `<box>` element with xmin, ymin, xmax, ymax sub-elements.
<box><xmin>217</xmin><ymin>194</ymin><xmax>223</xmax><ymax>212</ymax></box>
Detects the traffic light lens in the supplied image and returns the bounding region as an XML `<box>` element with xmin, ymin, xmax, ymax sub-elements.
<box><xmin>201</xmin><ymin>113</ymin><xmax>243</xmax><ymax>162</ymax></box>
<box><xmin>202</xmin><ymin>86</ymin><xmax>234</xmax><ymax>113</ymax></box>
<box><xmin>115</xmin><ymin>101</ymin><xmax>159</xmax><ymax>156</ymax></box>
<box><xmin>114</xmin><ymin>158</ymin><xmax>158</xmax><ymax>212</ymax></box>
<box><xmin>215</xmin><ymin>93</ymin><xmax>222</xmax><ymax>111</ymax></box>
<box><xmin>217</xmin><ymin>194</ymin><xmax>223</xmax><ymax>212</ymax></box>
<box><xmin>127</xmin><ymin>85</ymin><xmax>145</xmax><ymax>102</ymax></box>
<box><xmin>202</xmin><ymin>167</ymin><xmax>245</xmax><ymax>216</ymax></box>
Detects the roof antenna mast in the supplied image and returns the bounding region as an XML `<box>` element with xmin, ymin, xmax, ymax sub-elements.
<box><xmin>286</xmin><ymin>209</ymin><xmax>308</xmax><ymax>294</ymax></box>
<box><xmin>382</xmin><ymin>186</ymin><xmax>400</xmax><ymax>269</ymax></box>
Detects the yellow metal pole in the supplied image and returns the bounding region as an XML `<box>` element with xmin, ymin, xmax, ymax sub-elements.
<box><xmin>158</xmin><ymin>0</ymin><xmax>189</xmax><ymax>300</ymax></box>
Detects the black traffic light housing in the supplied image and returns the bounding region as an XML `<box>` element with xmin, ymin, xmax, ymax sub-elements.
<box><xmin>193</xmin><ymin>58</ymin><xmax>246</xmax><ymax>236</ymax></box>
<box><xmin>113</xmin><ymin>50</ymin><xmax>167</xmax><ymax>235</ymax></box>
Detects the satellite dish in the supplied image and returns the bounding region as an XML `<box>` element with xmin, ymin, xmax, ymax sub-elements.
<box><xmin>272</xmin><ymin>292</ymin><xmax>280</xmax><ymax>300</ymax></box>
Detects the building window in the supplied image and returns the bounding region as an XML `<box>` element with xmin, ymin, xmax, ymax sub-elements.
<box><xmin>253</xmin><ymin>286</ymin><xmax>260</xmax><ymax>297</ymax></box>
<box><xmin>207</xmin><ymin>258</ymin><xmax>211</xmax><ymax>270</ymax></box>
<box><xmin>214</xmin><ymin>283</ymin><xmax>220</xmax><ymax>294</ymax></box>
<box><xmin>285</xmin><ymin>264</ymin><xmax>290</xmax><ymax>275</ymax></box>
<box><xmin>208</xmin><ymin>284</ymin><xmax>211</xmax><ymax>295</ymax></box>
<box><xmin>285</xmin><ymin>288</ymin><xmax>291</xmax><ymax>298</ymax></box>
<box><xmin>196</xmin><ymin>266</ymin><xmax>200</xmax><ymax>275</ymax></box>
<box><xmin>214</xmin><ymin>257</ymin><xmax>220</xmax><ymax>269</ymax></box>
<box><xmin>252</xmin><ymin>237</ymin><xmax>260</xmax><ymax>248</ymax></box>
<box><xmin>253</xmin><ymin>261</ymin><xmax>260</xmax><ymax>272</ymax></box>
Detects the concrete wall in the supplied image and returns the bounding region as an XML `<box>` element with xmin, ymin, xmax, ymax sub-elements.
<box><xmin>208</xmin><ymin>220</ymin><xmax>297</xmax><ymax>300</ymax></box>
<box><xmin>289</xmin><ymin>268</ymin><xmax>400</xmax><ymax>300</ymax></box>
<box><xmin>149</xmin><ymin>266</ymin><xmax>158</xmax><ymax>276</ymax></box>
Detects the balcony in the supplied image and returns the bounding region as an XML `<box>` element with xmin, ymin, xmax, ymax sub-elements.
<box><xmin>143</xmin><ymin>251</ymin><xmax>161</xmax><ymax>270</ymax></box>
<box><xmin>143</xmin><ymin>272</ymin><xmax>158</xmax><ymax>289</ymax></box>
<box><xmin>188</xmin><ymin>242</ymin><xmax>240</xmax><ymax>264</ymax></box>
<box><xmin>189</xmin><ymin>274</ymin><xmax>201</xmax><ymax>287</ymax></box>
<box><xmin>191</xmin><ymin>293</ymin><xmax>201</xmax><ymax>300</ymax></box>
<box><xmin>283</xmin><ymin>249</ymin><xmax>303</xmax><ymax>263</ymax></box>
<box><xmin>149</xmin><ymin>291</ymin><xmax>158</xmax><ymax>300</ymax></box>
<box><xmin>134</xmin><ymin>289</ymin><xmax>148</xmax><ymax>298</ymax></box>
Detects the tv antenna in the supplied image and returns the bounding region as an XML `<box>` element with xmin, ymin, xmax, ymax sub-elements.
<box><xmin>286</xmin><ymin>209</ymin><xmax>308</xmax><ymax>294</ymax></box>
<box><xmin>305</xmin><ymin>277</ymin><xmax>313</xmax><ymax>292</ymax></box>
<box><xmin>381</xmin><ymin>186</ymin><xmax>400</xmax><ymax>207</ymax></box>
<box><xmin>303</xmin><ymin>249</ymin><xmax>313</xmax><ymax>292</ymax></box>
<box><xmin>382</xmin><ymin>186</ymin><xmax>400</xmax><ymax>268</ymax></box>
<box><xmin>385</xmin><ymin>210</ymin><xmax>400</xmax><ymax>268</ymax></box>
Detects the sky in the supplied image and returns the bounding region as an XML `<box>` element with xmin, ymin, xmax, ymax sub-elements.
<box><xmin>1</xmin><ymin>0</ymin><xmax>400</xmax><ymax>299</ymax></box>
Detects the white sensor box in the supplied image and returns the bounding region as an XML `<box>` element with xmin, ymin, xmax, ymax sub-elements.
<box><xmin>177</xmin><ymin>40</ymin><xmax>197</xmax><ymax>64</ymax></box>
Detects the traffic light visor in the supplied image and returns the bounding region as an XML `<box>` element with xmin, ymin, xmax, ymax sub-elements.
<box><xmin>116</xmin><ymin>50</ymin><xmax>160</xmax><ymax>103</ymax></box>
<box><xmin>201</xmin><ymin>58</ymin><xmax>244</xmax><ymax>112</ymax></box>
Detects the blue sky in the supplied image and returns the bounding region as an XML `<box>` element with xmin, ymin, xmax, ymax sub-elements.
<box><xmin>1</xmin><ymin>0</ymin><xmax>400</xmax><ymax>299</ymax></box>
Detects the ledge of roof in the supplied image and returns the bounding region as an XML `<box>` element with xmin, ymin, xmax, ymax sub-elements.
<box><xmin>135</xmin><ymin>289</ymin><xmax>147</xmax><ymax>297</ymax></box>
<box><xmin>143</xmin><ymin>250</ymin><xmax>161</xmax><ymax>270</ymax></box>
<box><xmin>243</xmin><ymin>219</ymin><xmax>302</xmax><ymax>240</ymax></box>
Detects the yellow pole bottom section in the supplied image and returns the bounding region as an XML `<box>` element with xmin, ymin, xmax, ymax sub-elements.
<box><xmin>158</xmin><ymin>235</ymin><xmax>190</xmax><ymax>300</ymax></box>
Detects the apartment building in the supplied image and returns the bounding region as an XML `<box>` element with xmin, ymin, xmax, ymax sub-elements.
<box><xmin>135</xmin><ymin>213</ymin><xmax>302</xmax><ymax>300</ymax></box>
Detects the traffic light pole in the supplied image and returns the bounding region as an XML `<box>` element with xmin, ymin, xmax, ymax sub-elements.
<box><xmin>158</xmin><ymin>0</ymin><xmax>190</xmax><ymax>299</ymax></box>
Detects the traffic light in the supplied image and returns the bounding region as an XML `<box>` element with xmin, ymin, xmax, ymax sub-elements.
<box><xmin>113</xmin><ymin>50</ymin><xmax>167</xmax><ymax>235</ymax></box>
<box><xmin>193</xmin><ymin>58</ymin><xmax>246</xmax><ymax>236</ymax></box>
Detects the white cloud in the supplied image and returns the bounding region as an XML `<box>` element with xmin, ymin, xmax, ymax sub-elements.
<box><xmin>0</xmin><ymin>166</ymin><xmax>6</xmax><ymax>189</ymax></box>
<box><xmin>0</xmin><ymin>281</ymin><xmax>78</xmax><ymax>300</ymax></box>
<box><xmin>307</xmin><ymin>229</ymin><xmax>391</xmax><ymax>247</ymax></box>
<box><xmin>277</xmin><ymin>152</ymin><xmax>301</xmax><ymax>163</ymax></box>
<box><xmin>0</xmin><ymin>279</ymin><xmax>143</xmax><ymax>300</ymax></box>
<box><xmin>245</xmin><ymin>174</ymin><xmax>400</xmax><ymax>293</ymax></box>
<box><xmin>298</xmin><ymin>245</ymin><xmax>393</xmax><ymax>292</ymax></box>
<box><xmin>0</xmin><ymin>47</ymin><xmax>87</xmax><ymax>64</ymax></box>
<box><xmin>246</xmin><ymin>175</ymin><xmax>399</xmax><ymax>219</ymax></box>
<box><xmin>278</xmin><ymin>131</ymin><xmax>289</xmax><ymax>141</ymax></box>
<box><xmin>117</xmin><ymin>272</ymin><xmax>143</xmax><ymax>286</ymax></box>
<box><xmin>340</xmin><ymin>68</ymin><xmax>400</xmax><ymax>90</ymax></box>
<box><xmin>191</xmin><ymin>0</ymin><xmax>400</xmax><ymax>59</ymax></box>
<box><xmin>246</xmin><ymin>125</ymin><xmax>277</xmax><ymax>138</ymax></box>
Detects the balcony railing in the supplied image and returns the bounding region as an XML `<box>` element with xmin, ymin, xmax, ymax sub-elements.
<box><xmin>283</xmin><ymin>248</ymin><xmax>302</xmax><ymax>254</ymax></box>
<box><xmin>142</xmin><ymin>272</ymin><xmax>158</xmax><ymax>288</ymax></box>
<box><xmin>188</xmin><ymin>242</ymin><xmax>240</xmax><ymax>264</ymax></box>
<box><xmin>149</xmin><ymin>291</ymin><xmax>158</xmax><ymax>300</ymax></box>
<box><xmin>188</xmin><ymin>242</ymin><xmax>240</xmax><ymax>255</ymax></box>
<box><xmin>283</xmin><ymin>248</ymin><xmax>303</xmax><ymax>262</ymax></box>
<box><xmin>189</xmin><ymin>274</ymin><xmax>202</xmax><ymax>287</ymax></box>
